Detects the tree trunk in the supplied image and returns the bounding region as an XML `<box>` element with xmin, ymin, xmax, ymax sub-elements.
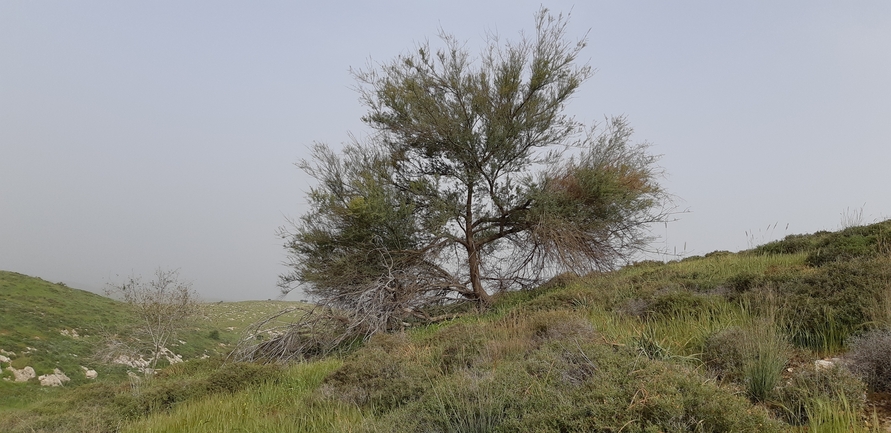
<box><xmin>467</xmin><ymin>244</ymin><xmax>493</xmax><ymax>307</ymax></box>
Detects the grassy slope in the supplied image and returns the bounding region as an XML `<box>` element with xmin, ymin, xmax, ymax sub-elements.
<box><xmin>0</xmin><ymin>272</ymin><xmax>135</xmax><ymax>408</ymax></box>
<box><xmin>120</xmin><ymin>220</ymin><xmax>891</xmax><ymax>432</ymax></box>
<box><xmin>3</xmin><ymin>220</ymin><xmax>891</xmax><ymax>432</ymax></box>
<box><xmin>0</xmin><ymin>271</ymin><xmax>305</xmax><ymax>419</ymax></box>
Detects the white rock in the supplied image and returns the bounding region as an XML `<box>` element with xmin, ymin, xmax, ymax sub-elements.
<box><xmin>0</xmin><ymin>355</ymin><xmax>9</xmax><ymax>363</ymax></box>
<box><xmin>814</xmin><ymin>359</ymin><xmax>835</xmax><ymax>371</ymax></box>
<box><xmin>80</xmin><ymin>366</ymin><xmax>98</xmax><ymax>379</ymax></box>
<box><xmin>6</xmin><ymin>366</ymin><xmax>36</xmax><ymax>382</ymax></box>
<box><xmin>59</xmin><ymin>329</ymin><xmax>80</xmax><ymax>338</ymax></box>
<box><xmin>112</xmin><ymin>354</ymin><xmax>150</xmax><ymax>369</ymax></box>
<box><xmin>38</xmin><ymin>368</ymin><xmax>71</xmax><ymax>386</ymax></box>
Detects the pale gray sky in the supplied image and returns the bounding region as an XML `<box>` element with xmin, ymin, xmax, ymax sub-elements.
<box><xmin>2</xmin><ymin>2</ymin><xmax>889</xmax><ymax>300</ymax></box>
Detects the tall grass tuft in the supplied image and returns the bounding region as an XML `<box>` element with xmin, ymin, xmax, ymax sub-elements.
<box><xmin>743</xmin><ymin>321</ymin><xmax>789</xmax><ymax>402</ymax></box>
<box><xmin>805</xmin><ymin>395</ymin><xmax>881</xmax><ymax>433</ymax></box>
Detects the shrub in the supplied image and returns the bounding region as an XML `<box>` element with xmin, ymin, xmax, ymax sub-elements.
<box><xmin>846</xmin><ymin>328</ymin><xmax>891</xmax><ymax>392</ymax></box>
<box><xmin>726</xmin><ymin>272</ymin><xmax>762</xmax><ymax>294</ymax></box>
<box><xmin>322</xmin><ymin>333</ymin><xmax>432</xmax><ymax>412</ymax></box>
<box><xmin>700</xmin><ymin>323</ymin><xmax>789</xmax><ymax>402</ymax></box>
<box><xmin>805</xmin><ymin>220</ymin><xmax>891</xmax><ymax>267</ymax></box>
<box><xmin>756</xmin><ymin>260</ymin><xmax>888</xmax><ymax>353</ymax></box>
<box><xmin>527</xmin><ymin>310</ymin><xmax>596</xmax><ymax>343</ymax></box>
<box><xmin>204</xmin><ymin>362</ymin><xmax>281</xmax><ymax>394</ymax></box>
<box><xmin>365</xmin><ymin>342</ymin><xmax>784</xmax><ymax>432</ymax></box>
<box><xmin>702</xmin><ymin>327</ymin><xmax>749</xmax><ymax>381</ymax></box>
<box><xmin>774</xmin><ymin>363</ymin><xmax>866</xmax><ymax>425</ymax></box>
<box><xmin>753</xmin><ymin>233</ymin><xmax>824</xmax><ymax>256</ymax></box>
<box><xmin>646</xmin><ymin>290</ymin><xmax>721</xmax><ymax>319</ymax></box>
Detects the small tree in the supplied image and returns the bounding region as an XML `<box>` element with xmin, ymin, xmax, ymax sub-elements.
<box><xmin>270</xmin><ymin>9</ymin><xmax>671</xmax><ymax>357</ymax></box>
<box><xmin>107</xmin><ymin>268</ymin><xmax>200</xmax><ymax>371</ymax></box>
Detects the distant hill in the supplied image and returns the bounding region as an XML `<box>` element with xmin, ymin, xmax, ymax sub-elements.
<box><xmin>0</xmin><ymin>271</ymin><xmax>132</xmax><ymax>376</ymax></box>
<box><xmin>0</xmin><ymin>271</ymin><xmax>305</xmax><ymax>398</ymax></box>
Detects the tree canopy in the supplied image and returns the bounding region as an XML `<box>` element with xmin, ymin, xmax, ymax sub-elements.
<box><xmin>277</xmin><ymin>9</ymin><xmax>671</xmax><ymax>342</ymax></box>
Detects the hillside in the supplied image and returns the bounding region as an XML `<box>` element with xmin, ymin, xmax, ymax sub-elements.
<box><xmin>2</xmin><ymin>220</ymin><xmax>891</xmax><ymax>432</ymax></box>
<box><xmin>0</xmin><ymin>271</ymin><xmax>306</xmax><ymax>429</ymax></box>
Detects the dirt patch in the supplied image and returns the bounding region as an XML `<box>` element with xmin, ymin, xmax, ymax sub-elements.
<box><xmin>866</xmin><ymin>392</ymin><xmax>891</xmax><ymax>431</ymax></box>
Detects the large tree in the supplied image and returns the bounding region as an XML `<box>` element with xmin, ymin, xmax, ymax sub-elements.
<box><xmin>277</xmin><ymin>10</ymin><xmax>670</xmax><ymax>341</ymax></box>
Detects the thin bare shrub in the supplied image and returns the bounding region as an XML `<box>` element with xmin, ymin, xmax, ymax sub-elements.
<box><xmin>846</xmin><ymin>328</ymin><xmax>891</xmax><ymax>392</ymax></box>
<box><xmin>105</xmin><ymin>268</ymin><xmax>200</xmax><ymax>373</ymax></box>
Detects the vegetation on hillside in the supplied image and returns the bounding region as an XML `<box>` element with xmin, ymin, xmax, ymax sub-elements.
<box><xmin>2</xmin><ymin>219</ymin><xmax>890</xmax><ymax>431</ymax></box>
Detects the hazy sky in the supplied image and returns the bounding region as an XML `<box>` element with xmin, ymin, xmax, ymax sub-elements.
<box><xmin>2</xmin><ymin>2</ymin><xmax>889</xmax><ymax>301</ymax></box>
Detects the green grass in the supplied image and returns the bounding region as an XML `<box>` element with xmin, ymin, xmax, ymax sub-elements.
<box><xmin>4</xmin><ymin>219</ymin><xmax>891</xmax><ymax>432</ymax></box>
<box><xmin>805</xmin><ymin>395</ymin><xmax>882</xmax><ymax>433</ymax></box>
<box><xmin>121</xmin><ymin>359</ymin><xmax>362</xmax><ymax>433</ymax></box>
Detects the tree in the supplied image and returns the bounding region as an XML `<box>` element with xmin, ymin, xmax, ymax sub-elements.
<box><xmin>273</xmin><ymin>9</ymin><xmax>670</xmax><ymax>352</ymax></box>
<box><xmin>106</xmin><ymin>268</ymin><xmax>200</xmax><ymax>372</ymax></box>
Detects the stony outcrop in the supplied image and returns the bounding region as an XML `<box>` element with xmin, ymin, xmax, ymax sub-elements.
<box><xmin>38</xmin><ymin>368</ymin><xmax>71</xmax><ymax>386</ymax></box>
<box><xmin>6</xmin><ymin>366</ymin><xmax>36</xmax><ymax>382</ymax></box>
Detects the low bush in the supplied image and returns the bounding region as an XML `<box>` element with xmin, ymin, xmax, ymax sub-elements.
<box><xmin>321</xmin><ymin>333</ymin><xmax>433</xmax><ymax>413</ymax></box>
<box><xmin>805</xmin><ymin>220</ymin><xmax>891</xmax><ymax>267</ymax></box>
<box><xmin>702</xmin><ymin>327</ymin><xmax>749</xmax><ymax>381</ymax></box>
<box><xmin>847</xmin><ymin>328</ymin><xmax>891</xmax><ymax>392</ymax></box>
<box><xmin>364</xmin><ymin>342</ymin><xmax>784</xmax><ymax>432</ymax></box>
<box><xmin>746</xmin><ymin>260</ymin><xmax>890</xmax><ymax>354</ymax></box>
<box><xmin>753</xmin><ymin>233</ymin><xmax>826</xmax><ymax>256</ymax></box>
<box><xmin>699</xmin><ymin>321</ymin><xmax>790</xmax><ymax>404</ymax></box>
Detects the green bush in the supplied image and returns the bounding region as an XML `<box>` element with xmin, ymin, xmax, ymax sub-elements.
<box><xmin>111</xmin><ymin>359</ymin><xmax>282</xmax><ymax>418</ymax></box>
<box><xmin>751</xmin><ymin>260</ymin><xmax>890</xmax><ymax>353</ymax></box>
<box><xmin>646</xmin><ymin>290</ymin><xmax>719</xmax><ymax>318</ymax></box>
<box><xmin>364</xmin><ymin>342</ymin><xmax>784</xmax><ymax>432</ymax></box>
<box><xmin>805</xmin><ymin>220</ymin><xmax>891</xmax><ymax>266</ymax></box>
<box><xmin>753</xmin><ymin>233</ymin><xmax>826</xmax><ymax>256</ymax></box>
<box><xmin>204</xmin><ymin>362</ymin><xmax>281</xmax><ymax>394</ymax></box>
<box><xmin>322</xmin><ymin>333</ymin><xmax>433</xmax><ymax>412</ymax></box>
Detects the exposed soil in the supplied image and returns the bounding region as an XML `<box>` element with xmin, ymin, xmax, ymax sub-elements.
<box><xmin>866</xmin><ymin>392</ymin><xmax>891</xmax><ymax>431</ymax></box>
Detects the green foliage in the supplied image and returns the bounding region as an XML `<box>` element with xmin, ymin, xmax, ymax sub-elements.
<box><xmin>803</xmin><ymin>395</ymin><xmax>881</xmax><ymax>433</ymax></box>
<box><xmin>365</xmin><ymin>344</ymin><xmax>783</xmax><ymax>432</ymax></box>
<box><xmin>321</xmin><ymin>334</ymin><xmax>432</xmax><ymax>413</ymax></box>
<box><xmin>752</xmin><ymin>219</ymin><xmax>891</xmax><ymax>266</ymax></box>
<box><xmin>753</xmin><ymin>232</ymin><xmax>831</xmax><ymax>256</ymax></box>
<box><xmin>702</xmin><ymin>327</ymin><xmax>750</xmax><ymax>381</ymax></box>
<box><xmin>277</xmin><ymin>9</ymin><xmax>671</xmax><ymax>350</ymax></box>
<box><xmin>758</xmin><ymin>259</ymin><xmax>889</xmax><ymax>353</ymax></box>
<box><xmin>806</xmin><ymin>221</ymin><xmax>891</xmax><ymax>266</ymax></box>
